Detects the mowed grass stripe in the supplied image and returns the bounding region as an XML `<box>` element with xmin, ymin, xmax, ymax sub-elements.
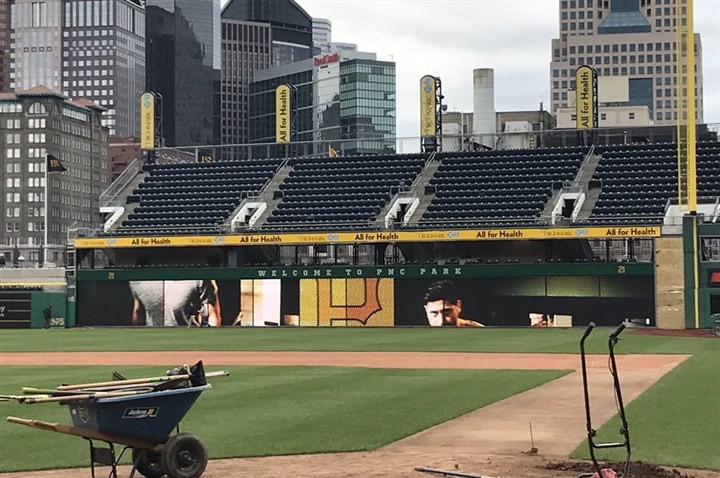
<box><xmin>0</xmin><ymin>365</ymin><xmax>568</xmax><ymax>472</ymax></box>
<box><xmin>571</xmin><ymin>352</ymin><xmax>720</xmax><ymax>471</ymax></box>
<box><xmin>1</xmin><ymin>328</ymin><xmax>717</xmax><ymax>354</ymax></box>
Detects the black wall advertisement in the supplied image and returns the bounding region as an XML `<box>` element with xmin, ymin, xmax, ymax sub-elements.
<box><xmin>77</xmin><ymin>275</ymin><xmax>654</xmax><ymax>328</ymax></box>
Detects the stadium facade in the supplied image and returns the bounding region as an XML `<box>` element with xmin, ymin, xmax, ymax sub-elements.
<box><xmin>6</xmin><ymin>0</ymin><xmax>146</xmax><ymax>137</ymax></box>
<box><xmin>549</xmin><ymin>0</ymin><xmax>704</xmax><ymax>125</ymax></box>
<box><xmin>2</xmin><ymin>137</ymin><xmax>719</xmax><ymax>330</ymax></box>
<box><xmin>249</xmin><ymin>51</ymin><xmax>396</xmax><ymax>155</ymax></box>
<box><xmin>145</xmin><ymin>0</ymin><xmax>221</xmax><ymax>147</ymax></box>
<box><xmin>0</xmin><ymin>86</ymin><xmax>109</xmax><ymax>267</ymax></box>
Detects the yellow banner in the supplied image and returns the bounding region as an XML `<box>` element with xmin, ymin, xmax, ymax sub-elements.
<box><xmin>276</xmin><ymin>84</ymin><xmax>291</xmax><ymax>143</ymax></box>
<box><xmin>140</xmin><ymin>92</ymin><xmax>155</xmax><ymax>149</ymax></box>
<box><xmin>575</xmin><ymin>65</ymin><xmax>595</xmax><ymax>130</ymax></box>
<box><xmin>420</xmin><ymin>75</ymin><xmax>437</xmax><ymax>137</ymax></box>
<box><xmin>74</xmin><ymin>226</ymin><xmax>661</xmax><ymax>249</ymax></box>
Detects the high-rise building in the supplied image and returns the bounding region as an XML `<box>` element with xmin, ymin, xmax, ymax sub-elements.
<box><xmin>8</xmin><ymin>0</ymin><xmax>63</xmax><ymax>93</ymax></box>
<box><xmin>7</xmin><ymin>0</ymin><xmax>145</xmax><ymax>137</ymax></box>
<box><xmin>0</xmin><ymin>86</ymin><xmax>109</xmax><ymax>266</ymax></box>
<box><xmin>249</xmin><ymin>51</ymin><xmax>396</xmax><ymax>155</ymax></box>
<box><xmin>221</xmin><ymin>20</ymin><xmax>271</xmax><ymax>147</ymax></box>
<box><xmin>220</xmin><ymin>0</ymin><xmax>313</xmax><ymax>148</ymax></box>
<box><xmin>222</xmin><ymin>0</ymin><xmax>312</xmax><ymax>67</ymax></box>
<box><xmin>0</xmin><ymin>1</ymin><xmax>10</xmax><ymax>92</ymax></box>
<box><xmin>145</xmin><ymin>0</ymin><xmax>221</xmax><ymax>147</ymax></box>
<box><xmin>312</xmin><ymin>17</ymin><xmax>331</xmax><ymax>54</ymax></box>
<box><xmin>330</xmin><ymin>42</ymin><xmax>358</xmax><ymax>56</ymax></box>
<box><xmin>549</xmin><ymin>0</ymin><xmax>703</xmax><ymax>125</ymax></box>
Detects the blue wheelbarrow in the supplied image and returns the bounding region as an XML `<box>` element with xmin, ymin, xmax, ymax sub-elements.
<box><xmin>6</xmin><ymin>361</ymin><xmax>228</xmax><ymax>478</ymax></box>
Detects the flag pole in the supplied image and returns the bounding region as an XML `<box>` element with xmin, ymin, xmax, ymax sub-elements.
<box><xmin>44</xmin><ymin>155</ymin><xmax>48</xmax><ymax>268</ymax></box>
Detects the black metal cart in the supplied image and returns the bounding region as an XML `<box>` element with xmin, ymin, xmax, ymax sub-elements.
<box><xmin>578</xmin><ymin>322</ymin><xmax>632</xmax><ymax>478</ymax></box>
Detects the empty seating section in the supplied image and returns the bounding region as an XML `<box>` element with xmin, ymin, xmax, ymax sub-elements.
<box><xmin>420</xmin><ymin>147</ymin><xmax>587</xmax><ymax>227</ymax></box>
<box><xmin>589</xmin><ymin>142</ymin><xmax>720</xmax><ymax>224</ymax></box>
<box><xmin>698</xmin><ymin>142</ymin><xmax>720</xmax><ymax>198</ymax></box>
<box><xmin>111</xmin><ymin>141</ymin><xmax>720</xmax><ymax>235</ymax></box>
<box><xmin>264</xmin><ymin>153</ymin><xmax>428</xmax><ymax>230</ymax></box>
<box><xmin>116</xmin><ymin>158</ymin><xmax>284</xmax><ymax>234</ymax></box>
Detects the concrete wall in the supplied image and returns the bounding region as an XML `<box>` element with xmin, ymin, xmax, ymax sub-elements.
<box><xmin>0</xmin><ymin>268</ymin><xmax>67</xmax><ymax>292</ymax></box>
<box><xmin>655</xmin><ymin>236</ymin><xmax>685</xmax><ymax>329</ymax></box>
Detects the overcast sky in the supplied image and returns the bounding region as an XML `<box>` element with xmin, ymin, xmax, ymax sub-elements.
<box><xmin>228</xmin><ymin>0</ymin><xmax>720</xmax><ymax>138</ymax></box>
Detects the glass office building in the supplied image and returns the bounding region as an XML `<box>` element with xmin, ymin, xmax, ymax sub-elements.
<box><xmin>249</xmin><ymin>53</ymin><xmax>396</xmax><ymax>155</ymax></box>
<box><xmin>339</xmin><ymin>59</ymin><xmax>396</xmax><ymax>154</ymax></box>
<box><xmin>145</xmin><ymin>0</ymin><xmax>221</xmax><ymax>146</ymax></box>
<box><xmin>249</xmin><ymin>68</ymin><xmax>314</xmax><ymax>145</ymax></box>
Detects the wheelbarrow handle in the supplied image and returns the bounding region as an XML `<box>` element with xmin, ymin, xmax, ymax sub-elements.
<box><xmin>23</xmin><ymin>389</ymin><xmax>143</xmax><ymax>404</ymax></box>
<box><xmin>206</xmin><ymin>370</ymin><xmax>230</xmax><ymax>378</ymax></box>
<box><xmin>57</xmin><ymin>374</ymin><xmax>191</xmax><ymax>391</ymax></box>
<box><xmin>610</xmin><ymin>322</ymin><xmax>626</xmax><ymax>340</ymax></box>
<box><xmin>581</xmin><ymin>322</ymin><xmax>596</xmax><ymax>341</ymax></box>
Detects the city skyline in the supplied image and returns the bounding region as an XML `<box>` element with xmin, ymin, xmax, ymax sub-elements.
<box><xmin>287</xmin><ymin>0</ymin><xmax>719</xmax><ymax>138</ymax></box>
<box><xmin>7</xmin><ymin>0</ymin><xmax>146</xmax><ymax>137</ymax></box>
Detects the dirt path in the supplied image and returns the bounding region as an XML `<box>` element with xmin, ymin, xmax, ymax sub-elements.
<box><xmin>2</xmin><ymin>351</ymin><xmax>714</xmax><ymax>478</ymax></box>
<box><xmin>384</xmin><ymin>367</ymin><xmax>680</xmax><ymax>456</ymax></box>
<box><xmin>0</xmin><ymin>351</ymin><xmax>688</xmax><ymax>370</ymax></box>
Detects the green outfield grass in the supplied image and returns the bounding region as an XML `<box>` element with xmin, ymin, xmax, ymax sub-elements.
<box><xmin>571</xmin><ymin>351</ymin><xmax>720</xmax><ymax>471</ymax></box>
<box><xmin>0</xmin><ymin>327</ymin><xmax>718</xmax><ymax>354</ymax></box>
<box><xmin>0</xmin><ymin>365</ymin><xmax>567</xmax><ymax>472</ymax></box>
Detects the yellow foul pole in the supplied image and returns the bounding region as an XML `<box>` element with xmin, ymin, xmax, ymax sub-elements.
<box><xmin>676</xmin><ymin>0</ymin><xmax>697</xmax><ymax>213</ymax></box>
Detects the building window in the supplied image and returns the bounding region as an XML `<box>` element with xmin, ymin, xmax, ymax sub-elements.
<box><xmin>629</xmin><ymin>112</ymin><xmax>635</xmax><ymax>120</ymax></box>
<box><xmin>28</xmin><ymin>102</ymin><xmax>47</xmax><ymax>115</ymax></box>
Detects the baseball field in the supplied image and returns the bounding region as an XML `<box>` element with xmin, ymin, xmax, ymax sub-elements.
<box><xmin>0</xmin><ymin>327</ymin><xmax>718</xmax><ymax>477</ymax></box>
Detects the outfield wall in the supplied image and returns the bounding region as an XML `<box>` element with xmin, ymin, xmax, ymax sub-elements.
<box><xmin>75</xmin><ymin>263</ymin><xmax>654</xmax><ymax>328</ymax></box>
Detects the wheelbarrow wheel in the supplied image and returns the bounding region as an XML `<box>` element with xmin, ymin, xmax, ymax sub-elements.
<box><xmin>161</xmin><ymin>433</ymin><xmax>208</xmax><ymax>478</ymax></box>
<box><xmin>132</xmin><ymin>448</ymin><xmax>166</xmax><ymax>478</ymax></box>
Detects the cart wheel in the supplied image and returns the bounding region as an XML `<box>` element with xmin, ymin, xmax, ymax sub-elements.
<box><xmin>132</xmin><ymin>448</ymin><xmax>166</xmax><ymax>478</ymax></box>
<box><xmin>160</xmin><ymin>433</ymin><xmax>208</xmax><ymax>478</ymax></box>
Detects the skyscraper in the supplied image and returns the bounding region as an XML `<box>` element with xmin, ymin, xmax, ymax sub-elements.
<box><xmin>549</xmin><ymin>0</ymin><xmax>704</xmax><ymax>125</ymax></box>
<box><xmin>6</xmin><ymin>0</ymin><xmax>145</xmax><ymax>136</ymax></box>
<box><xmin>0</xmin><ymin>1</ymin><xmax>10</xmax><ymax>92</ymax></box>
<box><xmin>8</xmin><ymin>0</ymin><xmax>63</xmax><ymax>93</ymax></box>
<box><xmin>222</xmin><ymin>0</ymin><xmax>312</xmax><ymax>67</ymax></box>
<box><xmin>312</xmin><ymin>17</ymin><xmax>331</xmax><ymax>54</ymax></box>
<box><xmin>221</xmin><ymin>20</ymin><xmax>271</xmax><ymax>147</ymax></box>
<box><xmin>145</xmin><ymin>0</ymin><xmax>221</xmax><ymax>147</ymax></box>
<box><xmin>220</xmin><ymin>0</ymin><xmax>313</xmax><ymax>148</ymax></box>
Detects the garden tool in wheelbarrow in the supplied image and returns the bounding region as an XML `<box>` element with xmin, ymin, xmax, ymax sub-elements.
<box><xmin>578</xmin><ymin>322</ymin><xmax>631</xmax><ymax>478</ymax></box>
<box><xmin>6</xmin><ymin>360</ymin><xmax>229</xmax><ymax>478</ymax></box>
